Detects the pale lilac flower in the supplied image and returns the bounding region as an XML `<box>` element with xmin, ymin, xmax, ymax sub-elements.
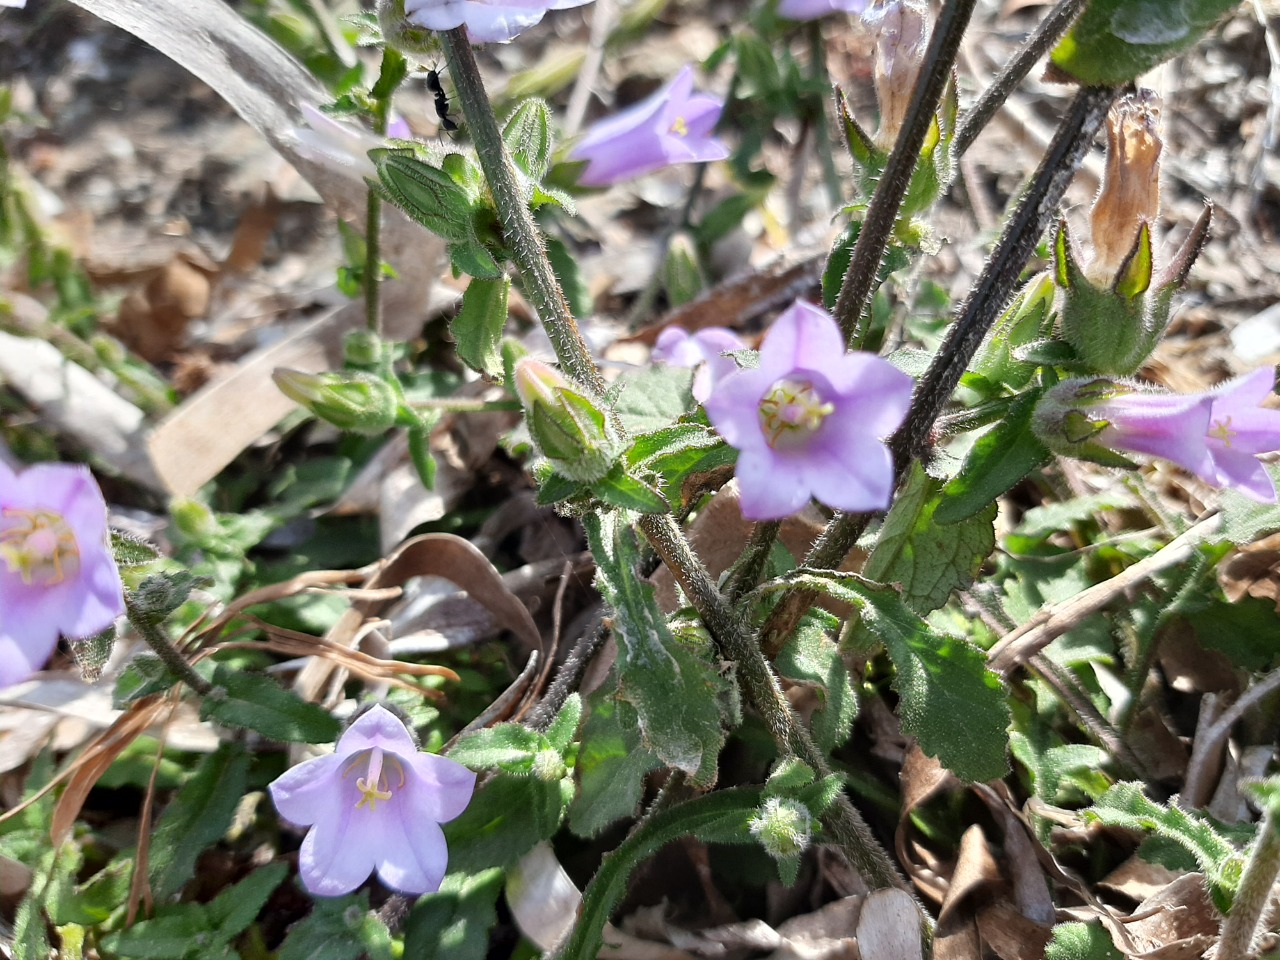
<box><xmin>569</xmin><ymin>66</ymin><xmax>730</xmax><ymax>187</ymax></box>
<box><xmin>404</xmin><ymin>0</ymin><xmax>591</xmax><ymax>44</ymax></box>
<box><xmin>1042</xmin><ymin>369</ymin><xmax>1280</xmax><ymax>502</ymax></box>
<box><xmin>0</xmin><ymin>462</ymin><xmax>124</xmax><ymax>688</ymax></box>
<box><xmin>777</xmin><ymin>0</ymin><xmax>867</xmax><ymax>21</ymax></box>
<box><xmin>269</xmin><ymin>705</ymin><xmax>476</xmax><ymax>897</ymax></box>
<box><xmin>702</xmin><ymin>300</ymin><xmax>913</xmax><ymax>521</ymax></box>
<box><xmin>291</xmin><ymin>104</ymin><xmax>384</xmax><ymax>180</ymax></box>
<box><xmin>652</xmin><ymin>326</ymin><xmax>746</xmax><ymax>402</ymax></box>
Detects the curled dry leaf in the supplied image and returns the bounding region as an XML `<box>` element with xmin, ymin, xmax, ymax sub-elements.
<box><xmin>1219</xmin><ymin>531</ymin><xmax>1280</xmax><ymax>612</ymax></box>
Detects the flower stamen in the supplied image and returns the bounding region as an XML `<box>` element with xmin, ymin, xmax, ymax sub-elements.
<box><xmin>344</xmin><ymin>747</ymin><xmax>407</xmax><ymax>812</ymax></box>
<box><xmin>759</xmin><ymin>379</ymin><xmax>834</xmax><ymax>448</ymax></box>
<box><xmin>0</xmin><ymin>509</ymin><xmax>80</xmax><ymax>587</ymax></box>
<box><xmin>1209</xmin><ymin>416</ymin><xmax>1236</xmax><ymax>447</ymax></box>
<box><xmin>669</xmin><ymin>116</ymin><xmax>688</xmax><ymax>137</ymax></box>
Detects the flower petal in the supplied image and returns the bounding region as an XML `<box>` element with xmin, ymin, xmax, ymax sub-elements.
<box><xmin>298</xmin><ymin>800</ymin><xmax>374</xmax><ymax>897</ymax></box>
<box><xmin>269</xmin><ymin>753</ymin><xmax>345</xmax><ymax>827</ymax></box>
<box><xmin>805</xmin><ymin>435</ymin><xmax>896</xmax><ymax>512</ymax></box>
<box><xmin>337</xmin><ymin>705</ymin><xmax>420</xmax><ymax>758</ymax></box>
<box><xmin>758</xmin><ymin>301</ymin><xmax>847</xmax><ymax>381</ymax></box>
<box><xmin>377</xmin><ymin>807</ymin><xmax>449</xmax><ymax>895</ymax></box>
<box><xmin>736</xmin><ymin>450</ymin><xmax>812</xmax><ymax>520</ymax></box>
<box><xmin>404</xmin><ymin>751</ymin><xmax>478</xmax><ymax>823</ymax></box>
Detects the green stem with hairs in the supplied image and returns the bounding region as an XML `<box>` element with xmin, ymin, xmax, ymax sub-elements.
<box><xmin>440</xmin><ymin>29</ymin><xmax>604</xmax><ymax>393</ymax></box>
<box><xmin>124</xmin><ymin>597</ymin><xmax>214</xmax><ymax>696</ymax></box>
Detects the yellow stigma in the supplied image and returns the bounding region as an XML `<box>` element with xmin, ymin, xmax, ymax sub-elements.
<box><xmin>670</xmin><ymin>116</ymin><xmax>688</xmax><ymax>137</ymax></box>
<box><xmin>0</xmin><ymin>508</ymin><xmax>80</xmax><ymax>587</ymax></box>
<box><xmin>1209</xmin><ymin>416</ymin><xmax>1237</xmax><ymax>447</ymax></box>
<box><xmin>344</xmin><ymin>747</ymin><xmax>406</xmax><ymax>812</ymax></box>
<box><xmin>759</xmin><ymin>379</ymin><xmax>834</xmax><ymax>448</ymax></box>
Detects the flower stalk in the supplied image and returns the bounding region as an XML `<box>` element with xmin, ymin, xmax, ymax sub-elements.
<box><xmin>439</xmin><ymin>29</ymin><xmax>604</xmax><ymax>394</ymax></box>
<box><xmin>124</xmin><ymin>596</ymin><xmax>214</xmax><ymax>696</ymax></box>
<box><xmin>1216</xmin><ymin>803</ymin><xmax>1280</xmax><ymax>960</ymax></box>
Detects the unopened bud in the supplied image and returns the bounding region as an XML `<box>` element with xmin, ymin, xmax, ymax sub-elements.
<box><xmin>749</xmin><ymin>797</ymin><xmax>813</xmax><ymax>860</ymax></box>
<box><xmin>513</xmin><ymin>358</ymin><xmax>619</xmax><ymax>482</ymax></box>
<box><xmin>864</xmin><ymin>0</ymin><xmax>929</xmax><ymax>151</ymax></box>
<box><xmin>531</xmin><ymin>748</ymin><xmax>567</xmax><ymax>783</ymax></box>
<box><xmin>661</xmin><ymin>232</ymin><xmax>705</xmax><ymax>308</ymax></box>
<box><xmin>1090</xmin><ymin>90</ymin><xmax>1162</xmax><ymax>284</ymax></box>
<box><xmin>273</xmin><ymin>368</ymin><xmax>399</xmax><ymax>435</ymax></box>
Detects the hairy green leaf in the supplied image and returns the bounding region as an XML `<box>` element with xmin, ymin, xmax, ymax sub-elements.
<box><xmin>453</xmin><ymin>277</ymin><xmax>510</xmax><ymax>377</ymax></box>
<box><xmin>277</xmin><ymin>894</ymin><xmax>394</xmax><ymax>960</ymax></box>
<box><xmin>570</xmin><ymin>693</ymin><xmax>662</xmax><ymax>837</ymax></box>
<box><xmin>200</xmin><ymin>666</ymin><xmax>341</xmax><ymax>743</ymax></box>
<box><xmin>774</xmin><ymin>614</ymin><xmax>857</xmax><ymax>753</ymax></box>
<box><xmin>1044</xmin><ymin>922</ymin><xmax>1123</xmax><ymax>960</ymax></box>
<box><xmin>403</xmin><ymin>869</ymin><xmax>504</xmax><ymax>960</ymax></box>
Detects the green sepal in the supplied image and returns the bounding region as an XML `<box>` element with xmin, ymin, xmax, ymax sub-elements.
<box><xmin>589</xmin><ymin>464</ymin><xmax>669</xmax><ymax>514</ymax></box>
<box><xmin>110</xmin><ymin>528</ymin><xmax>160</xmax><ymax>567</ymax></box>
<box><xmin>502</xmin><ymin>98</ymin><xmax>553</xmax><ymax>180</ymax></box>
<box><xmin>408</xmin><ymin>424</ymin><xmax>439</xmax><ymax>491</ymax></box>
<box><xmin>1113</xmin><ymin>220</ymin><xmax>1153</xmax><ymax>300</ymax></box>
<box><xmin>836</xmin><ymin>86</ymin><xmax>884</xmax><ymax>176</ymax></box>
<box><xmin>448</xmin><ymin>241</ymin><xmax>504</xmax><ymax>280</ymax></box>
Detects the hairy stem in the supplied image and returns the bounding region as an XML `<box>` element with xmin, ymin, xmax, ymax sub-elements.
<box><xmin>124</xmin><ymin>598</ymin><xmax>214</xmax><ymax>696</ymax></box>
<box><xmin>952</xmin><ymin>0</ymin><xmax>1088</xmax><ymax>158</ymax></box>
<box><xmin>761</xmin><ymin>85</ymin><xmax>1116</xmax><ymax>655</ymax></box>
<box><xmin>638</xmin><ymin>514</ymin><xmax>910</xmax><ymax>894</ymax></box>
<box><xmin>1217</xmin><ymin>806</ymin><xmax>1280</xmax><ymax>960</ymax></box>
<box><xmin>833</xmin><ymin>0</ymin><xmax>977</xmax><ymax>347</ymax></box>
<box><xmin>724</xmin><ymin>520</ymin><xmax>782</xmax><ymax>605</ymax></box>
<box><xmin>365</xmin><ymin>94</ymin><xmax>389</xmax><ymax>335</ymax></box>
<box><xmin>441</xmin><ymin>30</ymin><xmax>604</xmax><ymax>393</ymax></box>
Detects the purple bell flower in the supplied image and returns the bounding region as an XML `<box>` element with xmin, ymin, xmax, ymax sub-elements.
<box><xmin>777</xmin><ymin>0</ymin><xmax>868</xmax><ymax>22</ymax></box>
<box><xmin>0</xmin><ymin>462</ymin><xmax>124</xmax><ymax>688</ymax></box>
<box><xmin>570</xmin><ymin>65</ymin><xmax>730</xmax><ymax>187</ymax></box>
<box><xmin>269</xmin><ymin>705</ymin><xmax>477</xmax><ymax>897</ymax></box>
<box><xmin>403</xmin><ymin>0</ymin><xmax>592</xmax><ymax>44</ymax></box>
<box><xmin>702</xmin><ymin>300</ymin><xmax>913</xmax><ymax>521</ymax></box>
<box><xmin>652</xmin><ymin>326</ymin><xmax>747</xmax><ymax>402</ymax></box>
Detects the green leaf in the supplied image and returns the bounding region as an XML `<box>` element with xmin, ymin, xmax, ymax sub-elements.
<box><xmin>864</xmin><ymin>463</ymin><xmax>996</xmax><ymax>615</ymax></box>
<box><xmin>110</xmin><ymin>528</ymin><xmax>160</xmax><ymax>566</ymax></box>
<box><xmin>372</xmin><ymin>149</ymin><xmax>476</xmax><ymax>243</ymax></box>
<box><xmin>774</xmin><ymin>614</ymin><xmax>857</xmax><ymax>754</ymax></box>
<box><xmin>1185</xmin><ymin>595</ymin><xmax>1280</xmax><ymax>672</ymax></box>
<box><xmin>149</xmin><ymin>743</ymin><xmax>250</xmax><ymax>901</ymax></box>
<box><xmin>589</xmin><ymin>465</ymin><xmax>669</xmax><ymax>514</ymax></box>
<box><xmin>569</xmin><ymin>692</ymin><xmax>662</xmax><ymax>837</ymax></box>
<box><xmin>277</xmin><ymin>894</ymin><xmax>394</xmax><ymax>960</ymax></box>
<box><xmin>453</xmin><ymin>277</ymin><xmax>510</xmax><ymax>377</ymax></box>
<box><xmin>444</xmin><ymin>772</ymin><xmax>568</xmax><ymax>873</ymax></box>
<box><xmin>624</xmin><ymin>423</ymin><xmax>736</xmax><ymax>506</ymax></box>
<box><xmin>448</xmin><ymin>241</ymin><xmax>504</xmax><ymax>280</ymax></box>
<box><xmin>533</xmin><ymin>467</ymin><xmax>586</xmax><ymax>507</ymax></box>
<box><xmin>205</xmin><ymin>862</ymin><xmax>287</xmax><ymax>936</ymax></box>
<box><xmin>113</xmin><ymin>654</ymin><xmax>182</xmax><ymax>707</ymax></box>
<box><xmin>935</xmin><ymin>391</ymin><xmax>1051</xmax><ymax>525</ymax></box>
<box><xmin>1044</xmin><ymin>922</ymin><xmax>1123</xmax><ymax>960</ymax></box>
<box><xmin>1050</xmin><ymin>0</ymin><xmax>1239</xmax><ymax>86</ymax></box>
<box><xmin>99</xmin><ymin>905</ymin><xmax>216</xmax><ymax>960</ymax></box>
<box><xmin>584</xmin><ymin>514</ymin><xmax>730</xmax><ymax>784</ymax></box>
<box><xmin>502</xmin><ymin>99</ymin><xmax>553</xmax><ymax>180</ymax></box>
<box><xmin>761</xmin><ymin>572</ymin><xmax>1010</xmax><ymax>782</ymax></box>
<box><xmin>559</xmin><ymin>787</ymin><xmax>763</xmax><ymax>960</ymax></box>
<box><xmin>544</xmin><ymin>693</ymin><xmax>582</xmax><ymax>753</ymax></box>
<box><xmin>200</xmin><ymin>666</ymin><xmax>341</xmax><ymax>743</ymax></box>
<box><xmin>371</xmin><ymin>47</ymin><xmax>407</xmax><ymax>100</ymax></box>
<box><xmin>544</xmin><ymin>233</ymin><xmax>592</xmax><ymax>319</ymax></box>
<box><xmin>1084</xmin><ymin>782</ymin><xmax>1243</xmax><ymax>912</ymax></box>
<box><xmin>606</xmin><ymin>365</ymin><xmax>697</xmax><ymax>434</ymax></box>
<box><xmin>1211</xmin><ymin>464</ymin><xmax>1280</xmax><ymax>544</ymax></box>
<box><xmin>449</xmin><ymin>723</ymin><xmax>546</xmax><ymax>775</ymax></box>
<box><xmin>402</xmin><ymin>869</ymin><xmax>504</xmax><ymax>960</ymax></box>
<box><xmin>70</xmin><ymin>626</ymin><xmax>118</xmax><ymax>684</ymax></box>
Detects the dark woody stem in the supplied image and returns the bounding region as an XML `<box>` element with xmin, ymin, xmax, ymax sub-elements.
<box><xmin>833</xmin><ymin>0</ymin><xmax>978</xmax><ymax>348</ymax></box>
<box><xmin>761</xmin><ymin>84</ymin><xmax>1117</xmax><ymax>656</ymax></box>
<box><xmin>952</xmin><ymin>0</ymin><xmax>1088</xmax><ymax>158</ymax></box>
<box><xmin>124</xmin><ymin>597</ymin><xmax>214</xmax><ymax>696</ymax></box>
<box><xmin>441</xmin><ymin>30</ymin><xmax>605</xmax><ymax>394</ymax></box>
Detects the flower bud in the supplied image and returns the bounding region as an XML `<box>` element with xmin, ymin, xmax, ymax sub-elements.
<box><xmin>748</xmin><ymin>797</ymin><xmax>813</xmax><ymax>860</ymax></box>
<box><xmin>531</xmin><ymin>748</ymin><xmax>567</xmax><ymax>783</ymax></box>
<box><xmin>1090</xmin><ymin>90</ymin><xmax>1162</xmax><ymax>285</ymax></box>
<box><xmin>864</xmin><ymin>0</ymin><xmax>929</xmax><ymax>152</ymax></box>
<box><xmin>513</xmin><ymin>358</ymin><xmax>620</xmax><ymax>483</ymax></box>
<box><xmin>273</xmin><ymin>368</ymin><xmax>400</xmax><ymax>435</ymax></box>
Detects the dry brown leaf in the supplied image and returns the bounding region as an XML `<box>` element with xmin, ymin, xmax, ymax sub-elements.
<box><xmin>937</xmin><ymin>826</ymin><xmax>1001</xmax><ymax>927</ymax></box>
<box><xmin>112</xmin><ymin>250</ymin><xmax>218</xmax><ymax>362</ymax></box>
<box><xmin>856</xmin><ymin>888</ymin><xmax>925</xmax><ymax>960</ymax></box>
<box><xmin>1116</xmin><ymin>873</ymin><xmax>1220</xmax><ymax>959</ymax></box>
<box><xmin>975</xmin><ymin>901</ymin><xmax>1052</xmax><ymax>960</ymax></box>
<box><xmin>1100</xmin><ymin>854</ymin><xmax>1185</xmax><ymax>904</ymax></box>
<box><xmin>1219</xmin><ymin>531</ymin><xmax>1280</xmax><ymax>612</ymax></box>
<box><xmin>896</xmin><ymin>746</ymin><xmax>957</xmax><ymax>902</ymax></box>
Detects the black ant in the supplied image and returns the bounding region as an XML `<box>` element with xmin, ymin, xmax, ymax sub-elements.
<box><xmin>425</xmin><ymin>65</ymin><xmax>460</xmax><ymax>137</ymax></box>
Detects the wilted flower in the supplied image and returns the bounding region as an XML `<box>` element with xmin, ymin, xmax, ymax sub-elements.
<box><xmin>402</xmin><ymin>0</ymin><xmax>592</xmax><ymax>44</ymax></box>
<box><xmin>777</xmin><ymin>0</ymin><xmax>868</xmax><ymax>21</ymax></box>
<box><xmin>1090</xmin><ymin>90</ymin><xmax>1162</xmax><ymax>283</ymax></box>
<box><xmin>702</xmin><ymin>300</ymin><xmax>913</xmax><ymax>521</ymax></box>
<box><xmin>864</xmin><ymin>0</ymin><xmax>929</xmax><ymax>151</ymax></box>
<box><xmin>652</xmin><ymin>326</ymin><xmax>746</xmax><ymax>402</ymax></box>
<box><xmin>0</xmin><ymin>462</ymin><xmax>124</xmax><ymax>688</ymax></box>
<box><xmin>569</xmin><ymin>65</ymin><xmax>730</xmax><ymax>187</ymax></box>
<box><xmin>269</xmin><ymin>705</ymin><xmax>476</xmax><ymax>897</ymax></box>
<box><xmin>1036</xmin><ymin>369</ymin><xmax>1280</xmax><ymax>502</ymax></box>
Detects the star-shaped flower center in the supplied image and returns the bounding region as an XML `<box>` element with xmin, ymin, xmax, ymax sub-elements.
<box><xmin>1209</xmin><ymin>416</ymin><xmax>1237</xmax><ymax>447</ymax></box>
<box><xmin>759</xmin><ymin>379</ymin><xmax>834</xmax><ymax>449</ymax></box>
<box><xmin>0</xmin><ymin>508</ymin><xmax>80</xmax><ymax>587</ymax></box>
<box><xmin>344</xmin><ymin>746</ymin><xmax>406</xmax><ymax>812</ymax></box>
<box><xmin>669</xmin><ymin>116</ymin><xmax>688</xmax><ymax>137</ymax></box>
